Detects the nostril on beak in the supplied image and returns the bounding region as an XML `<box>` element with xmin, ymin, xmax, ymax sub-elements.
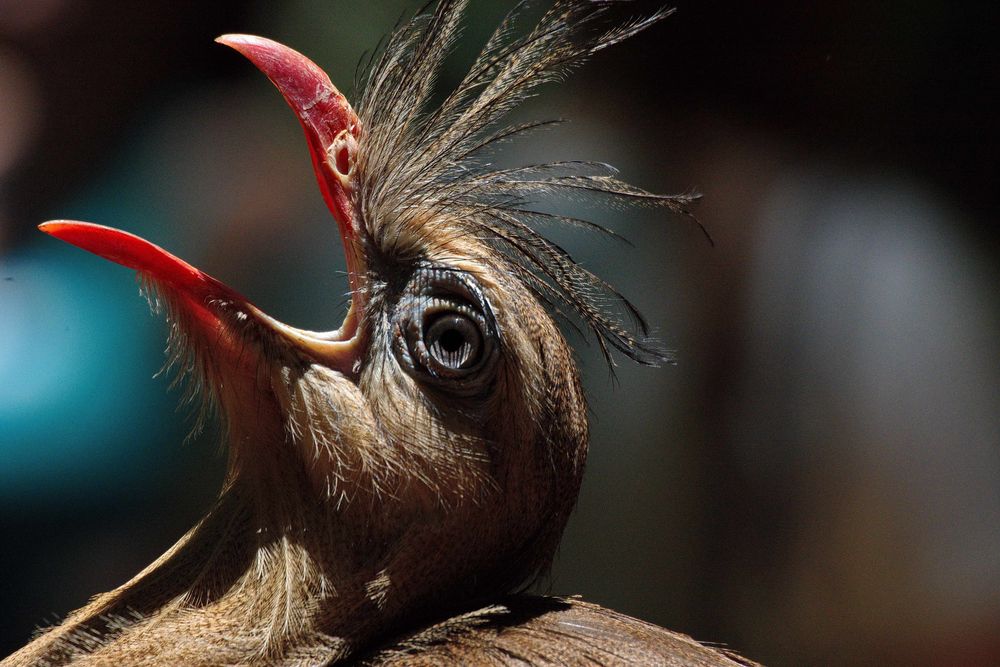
<box><xmin>336</xmin><ymin>145</ymin><xmax>350</xmax><ymax>175</ymax></box>
<box><xmin>330</xmin><ymin>129</ymin><xmax>356</xmax><ymax>190</ymax></box>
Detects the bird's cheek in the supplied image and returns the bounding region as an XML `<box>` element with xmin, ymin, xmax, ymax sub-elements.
<box><xmin>272</xmin><ymin>364</ymin><xmax>389</xmax><ymax>503</ymax></box>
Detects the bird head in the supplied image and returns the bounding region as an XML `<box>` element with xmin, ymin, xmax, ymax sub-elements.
<box><xmin>36</xmin><ymin>1</ymin><xmax>696</xmax><ymax>660</ymax></box>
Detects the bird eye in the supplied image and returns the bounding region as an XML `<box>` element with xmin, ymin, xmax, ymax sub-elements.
<box><xmin>424</xmin><ymin>313</ymin><xmax>482</xmax><ymax>370</ymax></box>
<box><xmin>393</xmin><ymin>269</ymin><xmax>500</xmax><ymax>391</ymax></box>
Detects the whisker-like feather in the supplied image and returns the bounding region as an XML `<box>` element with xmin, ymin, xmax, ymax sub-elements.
<box><xmin>354</xmin><ymin>0</ymin><xmax>695</xmax><ymax>365</ymax></box>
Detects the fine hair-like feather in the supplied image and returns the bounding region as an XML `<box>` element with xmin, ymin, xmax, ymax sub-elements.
<box><xmin>353</xmin><ymin>0</ymin><xmax>703</xmax><ymax>367</ymax></box>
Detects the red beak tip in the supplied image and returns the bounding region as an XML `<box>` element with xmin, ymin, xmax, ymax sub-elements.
<box><xmin>215</xmin><ymin>34</ymin><xmax>291</xmax><ymax>67</ymax></box>
<box><xmin>37</xmin><ymin>220</ymin><xmax>134</xmax><ymax>262</ymax></box>
<box><xmin>39</xmin><ymin>219</ymin><xmax>91</xmax><ymax>238</ymax></box>
<box><xmin>215</xmin><ymin>33</ymin><xmax>260</xmax><ymax>49</ymax></box>
<box><xmin>38</xmin><ymin>220</ymin><xmax>216</xmax><ymax>296</ymax></box>
<box><xmin>39</xmin><ymin>219</ymin><xmax>64</xmax><ymax>232</ymax></box>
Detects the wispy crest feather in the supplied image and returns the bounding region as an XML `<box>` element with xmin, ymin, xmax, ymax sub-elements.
<box><xmin>354</xmin><ymin>0</ymin><xmax>701</xmax><ymax>366</ymax></box>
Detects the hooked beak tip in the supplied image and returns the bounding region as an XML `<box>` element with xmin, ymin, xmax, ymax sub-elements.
<box><xmin>214</xmin><ymin>32</ymin><xmax>344</xmax><ymax>123</ymax></box>
<box><xmin>215</xmin><ymin>34</ymin><xmax>282</xmax><ymax>64</ymax></box>
<box><xmin>39</xmin><ymin>219</ymin><xmax>119</xmax><ymax>254</ymax></box>
<box><xmin>215</xmin><ymin>31</ymin><xmax>360</xmax><ymax>257</ymax></box>
<box><xmin>214</xmin><ymin>33</ymin><xmax>252</xmax><ymax>47</ymax></box>
<box><xmin>39</xmin><ymin>219</ymin><xmax>72</xmax><ymax>236</ymax></box>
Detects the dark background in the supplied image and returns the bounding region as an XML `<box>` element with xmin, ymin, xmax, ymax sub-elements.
<box><xmin>1</xmin><ymin>2</ymin><xmax>998</xmax><ymax>664</ymax></box>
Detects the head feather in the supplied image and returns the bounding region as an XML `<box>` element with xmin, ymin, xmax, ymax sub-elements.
<box><xmin>355</xmin><ymin>0</ymin><xmax>700</xmax><ymax>366</ymax></box>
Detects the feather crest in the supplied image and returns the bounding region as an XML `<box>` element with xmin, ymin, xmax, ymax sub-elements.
<box><xmin>354</xmin><ymin>0</ymin><xmax>701</xmax><ymax>366</ymax></box>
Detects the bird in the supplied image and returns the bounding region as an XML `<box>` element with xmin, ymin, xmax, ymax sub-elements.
<box><xmin>4</xmin><ymin>1</ymin><xmax>753</xmax><ymax>665</ymax></box>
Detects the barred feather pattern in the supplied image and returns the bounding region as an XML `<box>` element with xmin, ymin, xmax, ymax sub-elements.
<box><xmin>353</xmin><ymin>0</ymin><xmax>702</xmax><ymax>366</ymax></box>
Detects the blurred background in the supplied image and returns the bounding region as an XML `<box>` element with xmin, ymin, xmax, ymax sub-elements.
<box><xmin>1</xmin><ymin>1</ymin><xmax>997</xmax><ymax>664</ymax></box>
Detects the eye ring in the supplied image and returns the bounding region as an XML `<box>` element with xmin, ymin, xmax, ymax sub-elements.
<box><xmin>392</xmin><ymin>269</ymin><xmax>500</xmax><ymax>392</ymax></box>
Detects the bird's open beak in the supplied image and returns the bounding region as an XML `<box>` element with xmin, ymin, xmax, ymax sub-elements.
<box><xmin>214</xmin><ymin>34</ymin><xmax>364</xmax><ymax>296</ymax></box>
<box><xmin>40</xmin><ymin>36</ymin><xmax>365</xmax><ymax>375</ymax></box>
<box><xmin>39</xmin><ymin>221</ymin><xmax>360</xmax><ymax>374</ymax></box>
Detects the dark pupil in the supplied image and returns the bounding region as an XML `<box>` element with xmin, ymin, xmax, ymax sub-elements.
<box><xmin>439</xmin><ymin>328</ymin><xmax>465</xmax><ymax>353</ymax></box>
<box><xmin>426</xmin><ymin>314</ymin><xmax>481</xmax><ymax>370</ymax></box>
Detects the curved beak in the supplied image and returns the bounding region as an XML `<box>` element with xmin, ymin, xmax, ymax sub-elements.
<box><xmin>39</xmin><ymin>221</ymin><xmax>359</xmax><ymax>375</ymax></box>
<box><xmin>40</xmin><ymin>36</ymin><xmax>368</xmax><ymax>376</ymax></box>
<box><xmin>216</xmin><ymin>34</ymin><xmax>365</xmax><ymax>300</ymax></box>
